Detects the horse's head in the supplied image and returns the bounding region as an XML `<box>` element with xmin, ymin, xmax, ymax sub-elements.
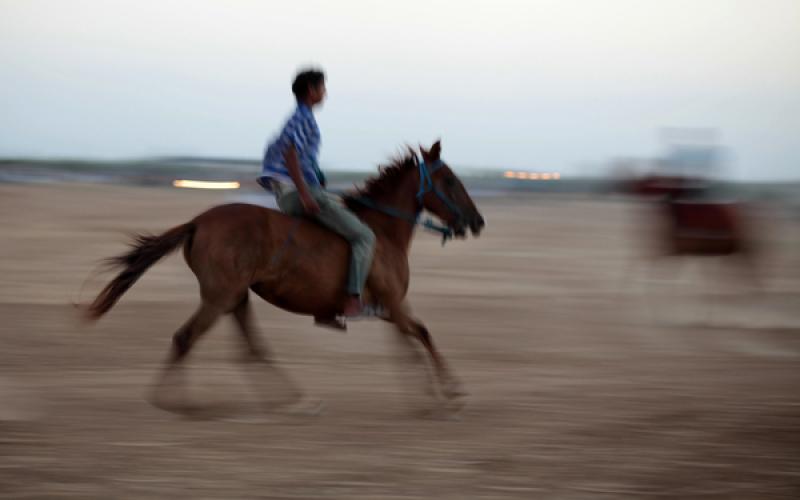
<box><xmin>417</xmin><ymin>141</ymin><xmax>485</xmax><ymax>238</ymax></box>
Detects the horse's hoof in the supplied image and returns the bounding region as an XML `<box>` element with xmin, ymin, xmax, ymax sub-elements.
<box><xmin>146</xmin><ymin>388</ymin><xmax>190</xmax><ymax>414</ymax></box>
<box><xmin>417</xmin><ymin>401</ymin><xmax>465</xmax><ymax>421</ymax></box>
<box><xmin>440</xmin><ymin>405</ymin><xmax>465</xmax><ymax>421</ymax></box>
<box><xmin>441</xmin><ymin>379</ymin><xmax>468</xmax><ymax>400</ymax></box>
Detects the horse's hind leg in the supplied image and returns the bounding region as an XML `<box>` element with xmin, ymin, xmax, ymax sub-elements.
<box><xmin>150</xmin><ymin>301</ymin><xmax>221</xmax><ymax>408</ymax></box>
<box><xmin>231</xmin><ymin>294</ymin><xmax>304</xmax><ymax>408</ymax></box>
<box><xmin>169</xmin><ymin>301</ymin><xmax>221</xmax><ymax>364</ymax></box>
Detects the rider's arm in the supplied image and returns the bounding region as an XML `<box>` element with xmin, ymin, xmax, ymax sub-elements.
<box><xmin>283</xmin><ymin>144</ymin><xmax>320</xmax><ymax>214</ymax></box>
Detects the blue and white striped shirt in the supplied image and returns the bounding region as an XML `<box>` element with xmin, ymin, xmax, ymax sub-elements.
<box><xmin>260</xmin><ymin>103</ymin><xmax>323</xmax><ymax>189</ymax></box>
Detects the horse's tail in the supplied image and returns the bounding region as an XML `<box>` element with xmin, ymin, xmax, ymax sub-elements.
<box><xmin>86</xmin><ymin>222</ymin><xmax>195</xmax><ymax>320</ymax></box>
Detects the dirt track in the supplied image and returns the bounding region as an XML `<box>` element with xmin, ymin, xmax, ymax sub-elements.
<box><xmin>1</xmin><ymin>183</ymin><xmax>799</xmax><ymax>499</ymax></box>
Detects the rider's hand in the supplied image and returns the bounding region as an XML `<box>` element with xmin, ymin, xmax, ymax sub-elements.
<box><xmin>300</xmin><ymin>192</ymin><xmax>321</xmax><ymax>215</ymax></box>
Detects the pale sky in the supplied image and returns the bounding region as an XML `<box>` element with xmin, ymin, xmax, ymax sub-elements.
<box><xmin>1</xmin><ymin>0</ymin><xmax>799</xmax><ymax>179</ymax></box>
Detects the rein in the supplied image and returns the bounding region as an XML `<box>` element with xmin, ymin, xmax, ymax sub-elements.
<box><xmin>350</xmin><ymin>159</ymin><xmax>458</xmax><ymax>245</ymax></box>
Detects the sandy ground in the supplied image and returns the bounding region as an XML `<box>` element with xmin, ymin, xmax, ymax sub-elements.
<box><xmin>1</xmin><ymin>183</ymin><xmax>799</xmax><ymax>499</ymax></box>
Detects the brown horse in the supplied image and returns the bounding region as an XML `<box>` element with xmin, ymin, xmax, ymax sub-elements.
<box><xmin>87</xmin><ymin>141</ymin><xmax>484</xmax><ymax>407</ymax></box>
<box><xmin>621</xmin><ymin>174</ymin><xmax>760</xmax><ymax>296</ymax></box>
<box><xmin>628</xmin><ymin>175</ymin><xmax>754</xmax><ymax>257</ymax></box>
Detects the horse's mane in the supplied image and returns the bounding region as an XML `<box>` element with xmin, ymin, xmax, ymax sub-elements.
<box><xmin>343</xmin><ymin>148</ymin><xmax>419</xmax><ymax>211</ymax></box>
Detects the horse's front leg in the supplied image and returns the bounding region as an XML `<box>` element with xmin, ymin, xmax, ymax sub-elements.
<box><xmin>388</xmin><ymin>302</ymin><xmax>466</xmax><ymax>400</ymax></box>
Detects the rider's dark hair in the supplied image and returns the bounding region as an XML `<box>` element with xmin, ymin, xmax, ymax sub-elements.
<box><xmin>292</xmin><ymin>68</ymin><xmax>325</xmax><ymax>100</ymax></box>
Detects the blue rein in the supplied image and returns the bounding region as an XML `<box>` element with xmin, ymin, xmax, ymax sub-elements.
<box><xmin>351</xmin><ymin>158</ymin><xmax>459</xmax><ymax>245</ymax></box>
<box><xmin>416</xmin><ymin>159</ymin><xmax>462</xmax><ymax>217</ymax></box>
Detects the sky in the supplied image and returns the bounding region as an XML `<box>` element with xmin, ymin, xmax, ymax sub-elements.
<box><xmin>1</xmin><ymin>0</ymin><xmax>799</xmax><ymax>180</ymax></box>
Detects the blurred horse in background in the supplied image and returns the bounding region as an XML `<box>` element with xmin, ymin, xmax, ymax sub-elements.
<box><xmin>630</xmin><ymin>175</ymin><xmax>755</xmax><ymax>259</ymax></box>
<box><xmin>618</xmin><ymin>173</ymin><xmax>761</xmax><ymax>315</ymax></box>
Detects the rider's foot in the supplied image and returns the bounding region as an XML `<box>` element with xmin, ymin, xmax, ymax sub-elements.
<box><xmin>342</xmin><ymin>295</ymin><xmax>363</xmax><ymax>317</ymax></box>
<box><xmin>314</xmin><ymin>315</ymin><xmax>347</xmax><ymax>331</ymax></box>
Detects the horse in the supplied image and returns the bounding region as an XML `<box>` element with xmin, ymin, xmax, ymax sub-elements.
<box><xmin>627</xmin><ymin>175</ymin><xmax>755</xmax><ymax>258</ymax></box>
<box><xmin>618</xmin><ymin>174</ymin><xmax>760</xmax><ymax>312</ymax></box>
<box><xmin>86</xmin><ymin>141</ymin><xmax>485</xmax><ymax>410</ymax></box>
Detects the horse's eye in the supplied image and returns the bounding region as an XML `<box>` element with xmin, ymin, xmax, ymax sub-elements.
<box><xmin>444</xmin><ymin>177</ymin><xmax>456</xmax><ymax>188</ymax></box>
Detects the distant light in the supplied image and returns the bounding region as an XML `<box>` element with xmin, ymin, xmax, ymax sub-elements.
<box><xmin>502</xmin><ymin>171</ymin><xmax>561</xmax><ymax>181</ymax></box>
<box><xmin>173</xmin><ymin>180</ymin><xmax>240</xmax><ymax>190</ymax></box>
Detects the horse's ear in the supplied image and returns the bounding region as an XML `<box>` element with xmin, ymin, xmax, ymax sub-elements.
<box><xmin>419</xmin><ymin>145</ymin><xmax>430</xmax><ymax>161</ymax></box>
<box><xmin>429</xmin><ymin>140</ymin><xmax>441</xmax><ymax>160</ymax></box>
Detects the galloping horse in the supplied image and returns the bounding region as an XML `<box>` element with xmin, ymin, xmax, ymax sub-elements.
<box><xmin>87</xmin><ymin>141</ymin><xmax>484</xmax><ymax>405</ymax></box>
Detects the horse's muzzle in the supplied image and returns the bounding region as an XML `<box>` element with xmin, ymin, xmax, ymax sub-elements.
<box><xmin>470</xmin><ymin>213</ymin><xmax>485</xmax><ymax>236</ymax></box>
<box><xmin>453</xmin><ymin>212</ymin><xmax>485</xmax><ymax>238</ymax></box>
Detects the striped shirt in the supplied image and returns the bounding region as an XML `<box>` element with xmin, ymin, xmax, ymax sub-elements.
<box><xmin>260</xmin><ymin>103</ymin><xmax>324</xmax><ymax>189</ymax></box>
